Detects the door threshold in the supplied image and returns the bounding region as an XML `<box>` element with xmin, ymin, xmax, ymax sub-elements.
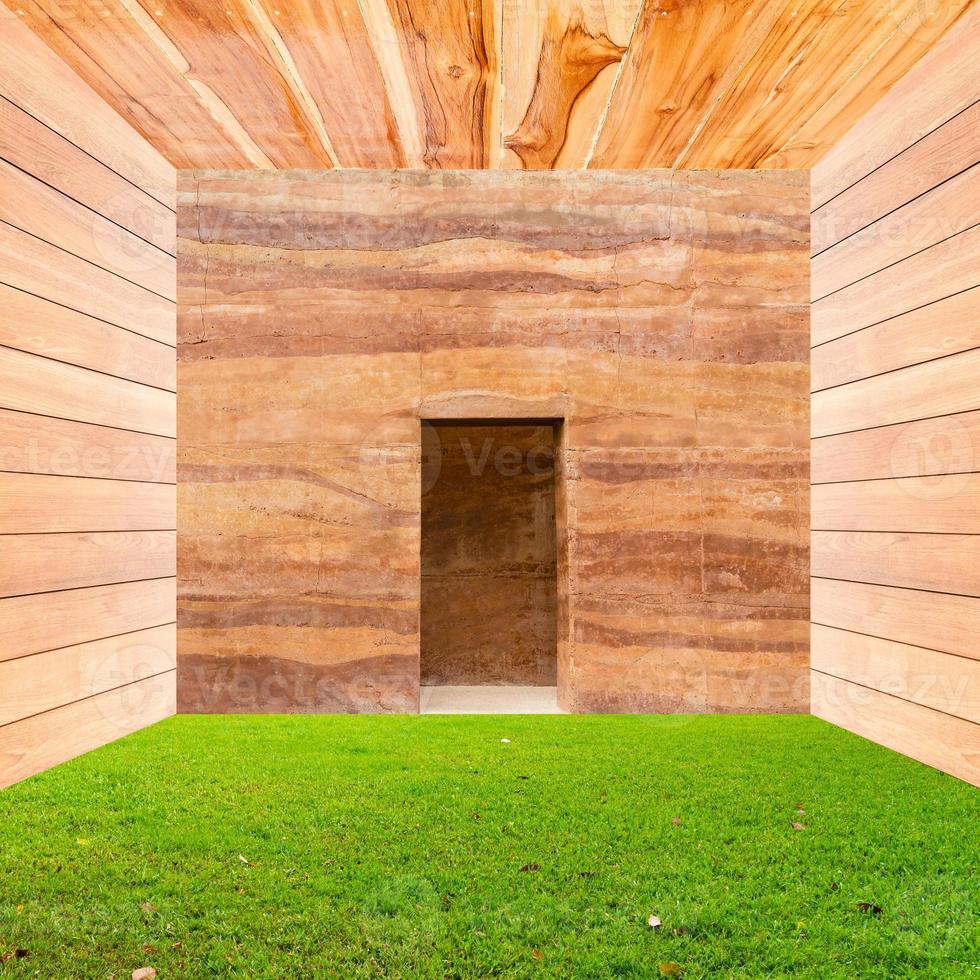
<box><xmin>419</xmin><ymin>686</ymin><xmax>564</xmax><ymax>714</ymax></box>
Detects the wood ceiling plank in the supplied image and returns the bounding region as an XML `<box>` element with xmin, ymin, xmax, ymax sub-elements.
<box><xmin>3</xmin><ymin>0</ymin><xmax>969</xmax><ymax>173</ymax></box>
<box><xmin>589</xmin><ymin>0</ymin><xmax>786</xmax><ymax>169</ymax></box>
<box><xmin>756</xmin><ymin>0</ymin><xmax>976</xmax><ymax>171</ymax></box>
<box><xmin>383</xmin><ymin>0</ymin><xmax>500</xmax><ymax>168</ymax></box>
<box><xmin>0</xmin><ymin>5</ymin><xmax>175</xmax><ymax>208</ymax></box>
<box><xmin>3</xmin><ymin>0</ymin><xmax>260</xmax><ymax>168</ymax></box>
<box><xmin>501</xmin><ymin>0</ymin><xmax>641</xmax><ymax>170</ymax></box>
<box><xmin>811</xmin><ymin>4</ymin><xmax>980</xmax><ymax>208</ymax></box>
<box><xmin>676</xmin><ymin>0</ymin><xmax>847</xmax><ymax>168</ymax></box>
<box><xmin>248</xmin><ymin>0</ymin><xmax>405</xmax><ymax>168</ymax></box>
<box><xmin>126</xmin><ymin>0</ymin><xmax>338</xmax><ymax>168</ymax></box>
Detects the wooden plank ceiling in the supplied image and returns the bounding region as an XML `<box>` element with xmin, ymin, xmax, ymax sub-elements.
<box><xmin>4</xmin><ymin>0</ymin><xmax>975</xmax><ymax>169</ymax></box>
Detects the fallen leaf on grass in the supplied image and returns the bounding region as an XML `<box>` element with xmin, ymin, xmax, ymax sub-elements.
<box><xmin>791</xmin><ymin>822</ymin><xmax>806</xmax><ymax>831</ymax></box>
<box><xmin>671</xmin><ymin>816</ymin><xmax>681</xmax><ymax>827</ymax></box>
<box><xmin>856</xmin><ymin>902</ymin><xmax>883</xmax><ymax>916</ymax></box>
<box><xmin>519</xmin><ymin>863</ymin><xmax>540</xmax><ymax>873</ymax></box>
<box><xmin>140</xmin><ymin>902</ymin><xmax>156</xmax><ymax>914</ymax></box>
<box><xmin>142</xmin><ymin>945</ymin><xmax>157</xmax><ymax>955</ymax></box>
<box><xmin>132</xmin><ymin>969</ymin><xmax>157</xmax><ymax>980</ymax></box>
<box><xmin>659</xmin><ymin>963</ymin><xmax>682</xmax><ymax>977</ymax></box>
<box><xmin>647</xmin><ymin>914</ymin><xmax>662</xmax><ymax>929</ymax></box>
<box><xmin>531</xmin><ymin>950</ymin><xmax>543</xmax><ymax>960</ymax></box>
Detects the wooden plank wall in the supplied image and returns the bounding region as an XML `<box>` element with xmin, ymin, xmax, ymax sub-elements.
<box><xmin>810</xmin><ymin>15</ymin><xmax>980</xmax><ymax>786</ymax></box>
<box><xmin>0</xmin><ymin>7</ymin><xmax>177</xmax><ymax>789</ymax></box>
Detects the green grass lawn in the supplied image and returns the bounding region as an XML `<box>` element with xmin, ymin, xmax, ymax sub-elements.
<box><xmin>0</xmin><ymin>715</ymin><xmax>977</xmax><ymax>978</ymax></box>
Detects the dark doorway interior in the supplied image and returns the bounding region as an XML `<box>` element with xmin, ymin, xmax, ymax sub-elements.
<box><xmin>420</xmin><ymin>420</ymin><xmax>559</xmax><ymax>687</ymax></box>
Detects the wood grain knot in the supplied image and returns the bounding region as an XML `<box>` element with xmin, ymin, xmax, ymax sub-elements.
<box><xmin>505</xmin><ymin>13</ymin><xmax>627</xmax><ymax>169</ymax></box>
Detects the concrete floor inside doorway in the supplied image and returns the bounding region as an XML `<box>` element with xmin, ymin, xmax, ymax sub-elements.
<box><xmin>419</xmin><ymin>686</ymin><xmax>563</xmax><ymax>714</ymax></box>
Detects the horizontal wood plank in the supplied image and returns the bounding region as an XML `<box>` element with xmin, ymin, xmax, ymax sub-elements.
<box><xmin>812</xmin><ymin>100</ymin><xmax>980</xmax><ymax>255</ymax></box>
<box><xmin>811</xmin><ymin>578</ymin><xmax>980</xmax><ymax>661</ymax></box>
<box><xmin>812</xmin><ymin>671</ymin><xmax>980</xmax><ymax>785</ymax></box>
<box><xmin>0</xmin><ymin>346</ymin><xmax>175</xmax><ymax>437</ymax></box>
<box><xmin>0</xmin><ymin>159</ymin><xmax>175</xmax><ymax>300</ymax></box>
<box><xmin>811</xmin><ymin>162</ymin><xmax>980</xmax><ymax>302</ymax></box>
<box><xmin>0</xmin><ymin>473</ymin><xmax>175</xmax><ymax>533</ymax></box>
<box><xmin>811</xmin><ymin>287</ymin><xmax>980</xmax><ymax>391</ymax></box>
<box><xmin>0</xmin><ymin>284</ymin><xmax>175</xmax><ymax>390</ymax></box>
<box><xmin>812</xmin><ymin>475</ymin><xmax>980</xmax><ymax>533</ymax></box>
<box><xmin>0</xmin><ymin>531</ymin><xmax>175</xmax><ymax>598</ymax></box>
<box><xmin>811</xmin><ymin>7</ymin><xmax>980</xmax><ymax>210</ymax></box>
<box><xmin>0</xmin><ymin>623</ymin><xmax>175</xmax><ymax>727</ymax></box>
<box><xmin>812</xmin><ymin>624</ymin><xmax>980</xmax><ymax>724</ymax></box>
<box><xmin>0</xmin><ymin>6</ymin><xmax>175</xmax><ymax>209</ymax></box>
<box><xmin>812</xmin><ymin>225</ymin><xmax>980</xmax><ymax>346</ymax></box>
<box><xmin>0</xmin><ymin>671</ymin><xmax>175</xmax><ymax>789</ymax></box>
<box><xmin>812</xmin><ymin>530</ymin><xmax>980</xmax><ymax>597</ymax></box>
<box><xmin>0</xmin><ymin>578</ymin><xmax>176</xmax><ymax>664</ymax></box>
<box><xmin>0</xmin><ymin>222</ymin><xmax>175</xmax><ymax>345</ymax></box>
<box><xmin>0</xmin><ymin>409</ymin><xmax>175</xmax><ymax>482</ymax></box>
<box><xmin>0</xmin><ymin>95</ymin><xmax>175</xmax><ymax>255</ymax></box>
<box><xmin>812</xmin><ymin>347</ymin><xmax>980</xmax><ymax>437</ymax></box>
<box><xmin>811</xmin><ymin>410</ymin><xmax>980</xmax><ymax>485</ymax></box>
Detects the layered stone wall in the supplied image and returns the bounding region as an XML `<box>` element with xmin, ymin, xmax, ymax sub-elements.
<box><xmin>176</xmin><ymin>169</ymin><xmax>809</xmax><ymax>713</ymax></box>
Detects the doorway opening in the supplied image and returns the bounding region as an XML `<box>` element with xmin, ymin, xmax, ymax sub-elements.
<box><xmin>420</xmin><ymin>420</ymin><xmax>562</xmax><ymax>713</ymax></box>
